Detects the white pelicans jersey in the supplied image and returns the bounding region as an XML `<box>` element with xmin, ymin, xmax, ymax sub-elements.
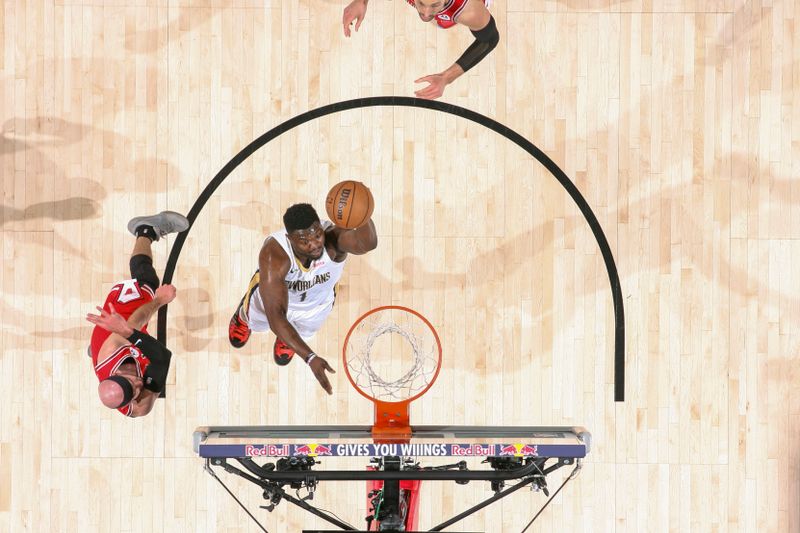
<box><xmin>244</xmin><ymin>221</ymin><xmax>345</xmax><ymax>339</ymax></box>
<box><xmin>270</xmin><ymin>221</ymin><xmax>345</xmax><ymax>312</ymax></box>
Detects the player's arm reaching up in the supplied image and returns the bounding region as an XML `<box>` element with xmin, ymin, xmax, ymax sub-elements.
<box><xmin>414</xmin><ymin>0</ymin><xmax>499</xmax><ymax>99</ymax></box>
<box><xmin>343</xmin><ymin>0</ymin><xmax>499</xmax><ymax>100</ymax></box>
<box><xmin>329</xmin><ymin>220</ymin><xmax>378</xmax><ymax>257</ymax></box>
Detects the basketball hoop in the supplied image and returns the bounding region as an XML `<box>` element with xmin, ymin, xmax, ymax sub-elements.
<box><xmin>343</xmin><ymin>306</ymin><xmax>442</xmax><ymax>442</ymax></box>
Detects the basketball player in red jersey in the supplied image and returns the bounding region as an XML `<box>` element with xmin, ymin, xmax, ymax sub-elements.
<box><xmin>86</xmin><ymin>211</ymin><xmax>189</xmax><ymax>417</ymax></box>
<box><xmin>342</xmin><ymin>0</ymin><xmax>499</xmax><ymax>100</ymax></box>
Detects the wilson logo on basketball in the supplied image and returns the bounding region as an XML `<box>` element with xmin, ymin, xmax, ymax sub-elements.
<box><xmin>336</xmin><ymin>188</ymin><xmax>351</xmax><ymax>219</ymax></box>
<box><xmin>325</xmin><ymin>180</ymin><xmax>374</xmax><ymax>229</ymax></box>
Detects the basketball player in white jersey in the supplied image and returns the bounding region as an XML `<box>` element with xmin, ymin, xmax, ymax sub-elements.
<box><xmin>228</xmin><ymin>203</ymin><xmax>378</xmax><ymax>394</ymax></box>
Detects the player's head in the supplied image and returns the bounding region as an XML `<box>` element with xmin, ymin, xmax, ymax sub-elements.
<box><xmin>284</xmin><ymin>203</ymin><xmax>325</xmax><ymax>260</ymax></box>
<box><xmin>98</xmin><ymin>373</ymin><xmax>143</xmax><ymax>410</ymax></box>
<box><xmin>414</xmin><ymin>0</ymin><xmax>444</xmax><ymax>22</ymax></box>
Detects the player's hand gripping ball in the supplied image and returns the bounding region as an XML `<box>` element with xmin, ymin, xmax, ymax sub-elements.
<box><xmin>325</xmin><ymin>180</ymin><xmax>374</xmax><ymax>229</ymax></box>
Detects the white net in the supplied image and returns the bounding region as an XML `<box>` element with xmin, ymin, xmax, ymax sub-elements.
<box><xmin>344</xmin><ymin>307</ymin><xmax>441</xmax><ymax>403</ymax></box>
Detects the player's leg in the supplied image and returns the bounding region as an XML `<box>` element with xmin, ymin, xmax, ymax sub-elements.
<box><xmin>229</xmin><ymin>270</ymin><xmax>261</xmax><ymax>348</ymax></box>
<box><xmin>126</xmin><ymin>211</ymin><xmax>190</xmax><ymax>293</ymax></box>
<box><xmin>129</xmin><ymin>236</ymin><xmax>160</xmax><ymax>292</ymax></box>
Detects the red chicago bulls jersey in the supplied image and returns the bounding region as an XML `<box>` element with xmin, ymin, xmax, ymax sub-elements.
<box><xmin>89</xmin><ymin>279</ymin><xmax>155</xmax><ymax>416</ymax></box>
<box><xmin>406</xmin><ymin>0</ymin><xmax>486</xmax><ymax>29</ymax></box>
<box><xmin>94</xmin><ymin>344</ymin><xmax>151</xmax><ymax>416</ymax></box>
<box><xmin>89</xmin><ymin>279</ymin><xmax>154</xmax><ymax>360</ymax></box>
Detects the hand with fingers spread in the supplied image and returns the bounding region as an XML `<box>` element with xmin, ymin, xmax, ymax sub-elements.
<box><xmin>343</xmin><ymin>0</ymin><xmax>368</xmax><ymax>37</ymax></box>
<box><xmin>86</xmin><ymin>303</ymin><xmax>134</xmax><ymax>337</ymax></box>
<box><xmin>307</xmin><ymin>355</ymin><xmax>336</xmax><ymax>395</ymax></box>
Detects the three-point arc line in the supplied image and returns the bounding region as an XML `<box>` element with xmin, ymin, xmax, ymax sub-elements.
<box><xmin>157</xmin><ymin>96</ymin><xmax>626</xmax><ymax>402</ymax></box>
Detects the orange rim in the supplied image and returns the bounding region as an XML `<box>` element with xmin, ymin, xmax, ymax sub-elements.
<box><xmin>342</xmin><ymin>305</ymin><xmax>442</xmax><ymax>405</ymax></box>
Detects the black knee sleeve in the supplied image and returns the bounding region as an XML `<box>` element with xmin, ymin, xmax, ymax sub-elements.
<box><xmin>129</xmin><ymin>254</ymin><xmax>160</xmax><ymax>292</ymax></box>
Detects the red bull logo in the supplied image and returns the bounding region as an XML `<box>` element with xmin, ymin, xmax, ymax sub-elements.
<box><xmin>498</xmin><ymin>444</ymin><xmax>538</xmax><ymax>457</ymax></box>
<box><xmin>245</xmin><ymin>445</ymin><xmax>291</xmax><ymax>456</ymax></box>
<box><xmin>451</xmin><ymin>444</ymin><xmax>493</xmax><ymax>456</ymax></box>
<box><xmin>293</xmin><ymin>443</ymin><xmax>333</xmax><ymax>457</ymax></box>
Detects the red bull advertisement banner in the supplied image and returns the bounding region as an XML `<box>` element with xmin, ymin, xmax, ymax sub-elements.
<box><xmin>198</xmin><ymin>442</ymin><xmax>588</xmax><ymax>459</ymax></box>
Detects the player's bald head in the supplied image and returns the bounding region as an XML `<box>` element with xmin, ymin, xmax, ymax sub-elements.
<box><xmin>98</xmin><ymin>375</ymin><xmax>135</xmax><ymax>409</ymax></box>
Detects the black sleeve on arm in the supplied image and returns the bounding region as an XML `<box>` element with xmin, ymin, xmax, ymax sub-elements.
<box><xmin>455</xmin><ymin>15</ymin><xmax>499</xmax><ymax>73</ymax></box>
<box><xmin>126</xmin><ymin>329</ymin><xmax>173</xmax><ymax>393</ymax></box>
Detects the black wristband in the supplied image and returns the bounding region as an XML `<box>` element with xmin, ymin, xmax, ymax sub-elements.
<box><xmin>126</xmin><ymin>329</ymin><xmax>173</xmax><ymax>393</ymax></box>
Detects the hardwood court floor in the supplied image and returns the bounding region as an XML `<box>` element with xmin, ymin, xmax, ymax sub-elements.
<box><xmin>1</xmin><ymin>0</ymin><xmax>798</xmax><ymax>531</ymax></box>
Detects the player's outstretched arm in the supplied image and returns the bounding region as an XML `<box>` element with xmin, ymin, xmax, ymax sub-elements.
<box><xmin>343</xmin><ymin>0</ymin><xmax>369</xmax><ymax>37</ymax></box>
<box><xmin>258</xmin><ymin>241</ymin><xmax>335</xmax><ymax>394</ymax></box>
<box><xmin>126</xmin><ymin>284</ymin><xmax>176</xmax><ymax>331</ymax></box>
<box><xmin>331</xmin><ymin>219</ymin><xmax>378</xmax><ymax>255</ymax></box>
<box><xmin>414</xmin><ymin>0</ymin><xmax>498</xmax><ymax>100</ymax></box>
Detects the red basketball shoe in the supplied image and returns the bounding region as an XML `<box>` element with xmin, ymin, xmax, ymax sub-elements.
<box><xmin>228</xmin><ymin>302</ymin><xmax>251</xmax><ymax>348</ymax></box>
<box><xmin>273</xmin><ymin>338</ymin><xmax>295</xmax><ymax>366</ymax></box>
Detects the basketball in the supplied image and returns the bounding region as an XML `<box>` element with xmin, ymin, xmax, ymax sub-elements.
<box><xmin>325</xmin><ymin>180</ymin><xmax>374</xmax><ymax>229</ymax></box>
